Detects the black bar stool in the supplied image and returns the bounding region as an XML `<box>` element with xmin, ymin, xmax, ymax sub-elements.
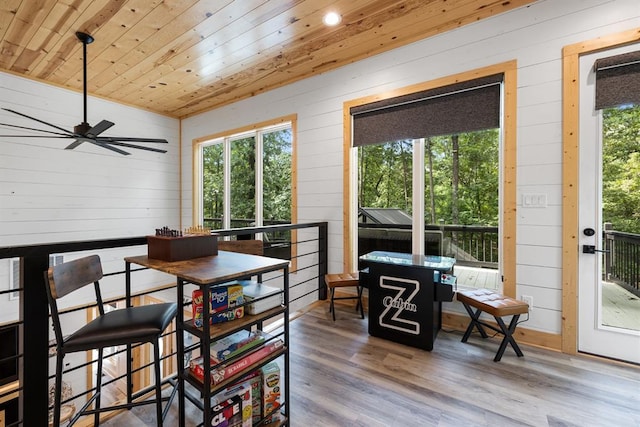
<box><xmin>45</xmin><ymin>255</ymin><xmax>177</xmax><ymax>426</ymax></box>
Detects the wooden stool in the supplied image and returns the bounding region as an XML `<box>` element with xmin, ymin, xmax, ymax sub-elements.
<box><xmin>324</xmin><ymin>272</ymin><xmax>364</xmax><ymax>321</ymax></box>
<box><xmin>456</xmin><ymin>289</ymin><xmax>529</xmax><ymax>362</ymax></box>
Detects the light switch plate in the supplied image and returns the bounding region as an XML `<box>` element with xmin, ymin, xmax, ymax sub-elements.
<box><xmin>522</xmin><ymin>193</ymin><xmax>547</xmax><ymax>208</ymax></box>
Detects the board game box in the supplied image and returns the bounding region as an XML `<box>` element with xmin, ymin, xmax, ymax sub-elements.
<box><xmin>261</xmin><ymin>362</ymin><xmax>281</xmax><ymax>423</ymax></box>
<box><xmin>210</xmin><ymin>395</ymin><xmax>243</xmax><ymax>427</ymax></box>
<box><xmin>192</xmin><ymin>284</ymin><xmax>244</xmax><ymax>327</ymax></box>
<box><xmin>210</xmin><ymin>330</ymin><xmax>271</xmax><ymax>363</ymax></box>
<box><xmin>189</xmin><ymin>339</ymin><xmax>284</xmax><ymax>386</ymax></box>
<box><xmin>240</xmin><ymin>281</ymin><xmax>282</xmax><ymax>315</ymax></box>
<box><xmin>229</xmin><ymin>372</ymin><xmax>262</xmax><ymax>425</ymax></box>
<box><xmin>211</xmin><ymin>383</ymin><xmax>252</xmax><ymax>427</ymax></box>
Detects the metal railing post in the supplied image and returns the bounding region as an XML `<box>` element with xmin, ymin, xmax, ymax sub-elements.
<box><xmin>319</xmin><ymin>222</ymin><xmax>328</xmax><ymax>300</ymax></box>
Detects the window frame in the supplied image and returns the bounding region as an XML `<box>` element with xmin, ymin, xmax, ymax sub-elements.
<box><xmin>343</xmin><ymin>62</ymin><xmax>517</xmax><ymax>297</ymax></box>
<box><xmin>192</xmin><ymin>115</ymin><xmax>297</xmax><ymax>230</ymax></box>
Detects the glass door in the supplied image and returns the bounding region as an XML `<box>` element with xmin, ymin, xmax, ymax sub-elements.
<box><xmin>578</xmin><ymin>47</ymin><xmax>640</xmax><ymax>364</ymax></box>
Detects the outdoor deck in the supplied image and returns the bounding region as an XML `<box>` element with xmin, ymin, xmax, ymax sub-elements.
<box><xmin>454</xmin><ymin>265</ymin><xmax>639</xmax><ymax>332</ymax></box>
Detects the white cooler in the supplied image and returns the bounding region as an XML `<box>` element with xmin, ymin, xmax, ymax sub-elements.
<box><xmin>241</xmin><ymin>281</ymin><xmax>282</xmax><ymax>314</ymax></box>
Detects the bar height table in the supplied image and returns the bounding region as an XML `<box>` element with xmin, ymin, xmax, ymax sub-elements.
<box><xmin>125</xmin><ymin>251</ymin><xmax>290</xmax><ymax>427</ymax></box>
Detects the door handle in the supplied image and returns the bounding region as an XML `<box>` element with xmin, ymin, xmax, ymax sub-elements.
<box><xmin>582</xmin><ymin>245</ymin><xmax>610</xmax><ymax>254</ymax></box>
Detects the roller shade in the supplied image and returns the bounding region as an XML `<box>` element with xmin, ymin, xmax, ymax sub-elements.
<box><xmin>351</xmin><ymin>74</ymin><xmax>502</xmax><ymax>147</ymax></box>
<box><xmin>594</xmin><ymin>50</ymin><xmax>640</xmax><ymax>110</ymax></box>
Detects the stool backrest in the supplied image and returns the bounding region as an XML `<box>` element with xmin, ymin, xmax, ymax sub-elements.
<box><xmin>47</xmin><ymin>254</ymin><xmax>103</xmax><ymax>299</ymax></box>
<box><xmin>218</xmin><ymin>239</ymin><xmax>264</xmax><ymax>256</ymax></box>
<box><xmin>45</xmin><ymin>255</ymin><xmax>105</xmax><ymax>349</ymax></box>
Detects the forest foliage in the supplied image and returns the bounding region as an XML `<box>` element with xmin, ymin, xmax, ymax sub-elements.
<box><xmin>201</xmin><ymin>105</ymin><xmax>639</xmax><ymax>235</ymax></box>
<box><xmin>603</xmin><ymin>105</ymin><xmax>640</xmax><ymax>233</ymax></box>
<box><xmin>358</xmin><ymin>129</ymin><xmax>500</xmax><ymax>226</ymax></box>
<box><xmin>202</xmin><ymin>128</ymin><xmax>292</xmax><ymax>224</ymax></box>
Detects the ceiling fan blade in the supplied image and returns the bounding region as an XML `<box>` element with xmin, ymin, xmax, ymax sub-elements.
<box><xmin>99</xmin><ymin>140</ymin><xmax>168</xmax><ymax>153</ymax></box>
<box><xmin>0</xmin><ymin>122</ymin><xmax>72</xmax><ymax>137</ymax></box>
<box><xmin>86</xmin><ymin>120</ymin><xmax>114</xmax><ymax>137</ymax></box>
<box><xmin>88</xmin><ymin>140</ymin><xmax>131</xmax><ymax>155</ymax></box>
<box><xmin>2</xmin><ymin>32</ymin><xmax>167</xmax><ymax>157</ymax></box>
<box><xmin>102</xmin><ymin>136</ymin><xmax>169</xmax><ymax>144</ymax></box>
<box><xmin>65</xmin><ymin>139</ymin><xmax>86</xmax><ymax>150</ymax></box>
<box><xmin>0</xmin><ymin>135</ymin><xmax>74</xmax><ymax>138</ymax></box>
<box><xmin>2</xmin><ymin>108</ymin><xmax>74</xmax><ymax>135</ymax></box>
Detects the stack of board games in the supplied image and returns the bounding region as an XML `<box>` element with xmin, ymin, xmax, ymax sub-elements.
<box><xmin>228</xmin><ymin>373</ymin><xmax>262</xmax><ymax>425</ymax></box>
<box><xmin>189</xmin><ymin>333</ymin><xmax>284</xmax><ymax>386</ymax></box>
<box><xmin>214</xmin><ymin>363</ymin><xmax>281</xmax><ymax>425</ymax></box>
<box><xmin>192</xmin><ymin>284</ymin><xmax>244</xmax><ymax>327</ymax></box>
<box><xmin>239</xmin><ymin>280</ymin><xmax>282</xmax><ymax>315</ymax></box>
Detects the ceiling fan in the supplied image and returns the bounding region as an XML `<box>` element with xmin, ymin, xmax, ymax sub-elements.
<box><xmin>0</xmin><ymin>31</ymin><xmax>168</xmax><ymax>156</ymax></box>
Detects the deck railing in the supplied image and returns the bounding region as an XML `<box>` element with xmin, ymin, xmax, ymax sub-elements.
<box><xmin>604</xmin><ymin>225</ymin><xmax>640</xmax><ymax>297</ymax></box>
<box><xmin>358</xmin><ymin>223</ymin><xmax>499</xmax><ymax>268</ymax></box>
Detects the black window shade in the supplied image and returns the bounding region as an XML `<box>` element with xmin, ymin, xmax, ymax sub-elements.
<box><xmin>350</xmin><ymin>74</ymin><xmax>503</xmax><ymax>147</ymax></box>
<box><xmin>594</xmin><ymin>50</ymin><xmax>640</xmax><ymax>110</ymax></box>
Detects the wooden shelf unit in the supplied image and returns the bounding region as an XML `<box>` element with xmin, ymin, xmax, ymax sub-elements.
<box><xmin>125</xmin><ymin>251</ymin><xmax>290</xmax><ymax>427</ymax></box>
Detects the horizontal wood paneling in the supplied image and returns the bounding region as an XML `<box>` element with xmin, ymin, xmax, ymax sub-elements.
<box><xmin>0</xmin><ymin>71</ymin><xmax>181</xmax><ymax>248</ymax></box>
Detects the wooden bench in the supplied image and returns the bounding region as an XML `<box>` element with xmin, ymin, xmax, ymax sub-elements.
<box><xmin>324</xmin><ymin>272</ymin><xmax>364</xmax><ymax>321</ymax></box>
<box><xmin>456</xmin><ymin>289</ymin><xmax>529</xmax><ymax>362</ymax></box>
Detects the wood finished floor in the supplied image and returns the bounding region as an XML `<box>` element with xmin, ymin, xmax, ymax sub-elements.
<box><xmin>100</xmin><ymin>303</ymin><xmax>640</xmax><ymax>427</ymax></box>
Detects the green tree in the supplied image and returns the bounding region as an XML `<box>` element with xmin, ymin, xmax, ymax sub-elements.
<box><xmin>202</xmin><ymin>128</ymin><xmax>292</xmax><ymax>228</ymax></box>
<box><xmin>203</xmin><ymin>143</ymin><xmax>223</xmax><ymax>223</ymax></box>
<box><xmin>602</xmin><ymin>105</ymin><xmax>640</xmax><ymax>233</ymax></box>
<box><xmin>423</xmin><ymin>129</ymin><xmax>498</xmax><ymax>225</ymax></box>
<box><xmin>263</xmin><ymin>128</ymin><xmax>292</xmax><ymax>222</ymax></box>
<box><xmin>230</xmin><ymin>136</ymin><xmax>256</xmax><ymax>222</ymax></box>
<box><xmin>359</xmin><ymin>129</ymin><xmax>499</xmax><ymax>226</ymax></box>
<box><xmin>359</xmin><ymin>140</ymin><xmax>413</xmax><ymax>213</ymax></box>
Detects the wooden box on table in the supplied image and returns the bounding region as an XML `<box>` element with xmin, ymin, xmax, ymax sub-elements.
<box><xmin>147</xmin><ymin>234</ymin><xmax>218</xmax><ymax>262</ymax></box>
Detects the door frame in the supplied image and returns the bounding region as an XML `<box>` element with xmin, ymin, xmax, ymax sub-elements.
<box><xmin>562</xmin><ymin>28</ymin><xmax>640</xmax><ymax>355</ymax></box>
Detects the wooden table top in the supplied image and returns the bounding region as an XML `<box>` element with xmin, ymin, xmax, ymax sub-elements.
<box><xmin>125</xmin><ymin>250</ymin><xmax>289</xmax><ymax>285</ymax></box>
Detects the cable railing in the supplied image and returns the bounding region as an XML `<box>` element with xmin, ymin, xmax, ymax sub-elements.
<box><xmin>0</xmin><ymin>221</ymin><xmax>327</xmax><ymax>426</ymax></box>
<box><xmin>358</xmin><ymin>223</ymin><xmax>499</xmax><ymax>268</ymax></box>
<box><xmin>604</xmin><ymin>226</ymin><xmax>640</xmax><ymax>297</ymax></box>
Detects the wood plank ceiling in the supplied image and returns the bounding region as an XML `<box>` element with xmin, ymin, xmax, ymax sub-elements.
<box><xmin>0</xmin><ymin>0</ymin><xmax>536</xmax><ymax>119</ymax></box>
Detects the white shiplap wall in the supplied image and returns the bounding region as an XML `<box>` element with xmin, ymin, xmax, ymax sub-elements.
<box><xmin>0</xmin><ymin>72</ymin><xmax>181</xmax><ymax>244</ymax></box>
<box><xmin>182</xmin><ymin>0</ymin><xmax>640</xmax><ymax>333</ymax></box>
<box><xmin>0</xmin><ymin>71</ymin><xmax>181</xmax><ymax>323</ymax></box>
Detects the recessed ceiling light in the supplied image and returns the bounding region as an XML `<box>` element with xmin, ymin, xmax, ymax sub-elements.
<box><xmin>323</xmin><ymin>11</ymin><xmax>342</xmax><ymax>26</ymax></box>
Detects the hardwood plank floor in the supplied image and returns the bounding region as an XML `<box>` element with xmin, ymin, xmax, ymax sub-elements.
<box><xmin>101</xmin><ymin>303</ymin><xmax>640</xmax><ymax>426</ymax></box>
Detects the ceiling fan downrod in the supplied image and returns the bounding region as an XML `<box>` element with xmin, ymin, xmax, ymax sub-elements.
<box><xmin>75</xmin><ymin>31</ymin><xmax>94</xmax><ymax>134</ymax></box>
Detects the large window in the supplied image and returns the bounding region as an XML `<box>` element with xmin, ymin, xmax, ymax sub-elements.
<box><xmin>195</xmin><ymin>119</ymin><xmax>294</xmax><ymax>231</ymax></box>
<box><xmin>353</xmin><ymin>76</ymin><xmax>502</xmax><ymax>270</ymax></box>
